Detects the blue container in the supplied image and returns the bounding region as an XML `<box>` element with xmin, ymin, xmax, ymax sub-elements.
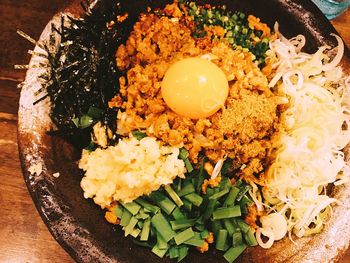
<box><xmin>312</xmin><ymin>0</ymin><xmax>350</xmax><ymax>19</ymax></box>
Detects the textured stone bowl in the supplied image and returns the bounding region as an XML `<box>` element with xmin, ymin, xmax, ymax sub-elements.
<box><xmin>18</xmin><ymin>0</ymin><xmax>350</xmax><ymax>262</ymax></box>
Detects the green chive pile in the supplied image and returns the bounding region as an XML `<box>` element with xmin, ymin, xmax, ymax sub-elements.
<box><xmin>110</xmin><ymin>148</ymin><xmax>257</xmax><ymax>263</ymax></box>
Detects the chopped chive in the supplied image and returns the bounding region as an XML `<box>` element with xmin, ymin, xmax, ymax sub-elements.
<box><xmin>203</xmin><ymin>199</ymin><xmax>217</xmax><ymax>220</ymax></box>
<box><xmin>200</xmin><ymin>230</ymin><xmax>209</xmax><ymax>239</ymax></box>
<box><xmin>156</xmin><ymin>231</ymin><xmax>168</xmax><ymax>249</ymax></box>
<box><xmin>234</xmin><ymin>218</ymin><xmax>250</xmax><ymax>233</ymax></box>
<box><xmin>244</xmin><ymin>228</ymin><xmax>258</xmax><ymax>246</ymax></box>
<box><xmin>151</xmin><ymin>213</ymin><xmax>176</xmax><ymax>242</ymax></box>
<box><xmin>183</xmin><ymin>193</ymin><xmax>203</xmax><ymax>207</ymax></box>
<box><xmin>224</xmin><ymin>219</ymin><xmax>236</xmax><ymax>236</ymax></box>
<box><xmin>120</xmin><ymin>209</ymin><xmax>132</xmax><ymax>227</ymax></box>
<box><xmin>172</xmin><ymin>207</ymin><xmax>186</xmax><ymax>220</ymax></box>
<box><xmin>177</xmin><ymin>246</ymin><xmax>189</xmax><ymax>262</ymax></box>
<box><xmin>179</xmin><ymin>148</ymin><xmax>193</xmax><ymax>173</ymax></box>
<box><xmin>174</xmin><ymin>228</ymin><xmax>194</xmax><ymax>245</ymax></box>
<box><xmin>124</xmin><ymin>217</ymin><xmax>138</xmax><ymax>237</ymax></box>
<box><xmin>136</xmin><ymin>209</ymin><xmax>150</xmax><ymax>220</ymax></box>
<box><xmin>223</xmin><ymin>244</ymin><xmax>247</xmax><ymax>263</ymax></box>
<box><xmin>131</xmin><ymin>228</ymin><xmax>141</xmax><ymax>238</ymax></box>
<box><xmin>194</xmin><ymin>223</ymin><xmax>205</xmax><ymax>232</ymax></box>
<box><xmin>216</xmin><ymin>229</ymin><xmax>228</xmax><ymax>251</ymax></box>
<box><xmin>87</xmin><ymin>106</ymin><xmax>103</xmax><ymax>119</ymax></box>
<box><xmin>196</xmin><ymin>161</ymin><xmax>206</xmax><ymax>193</ymax></box>
<box><xmin>209</xmin><ymin>188</ymin><xmax>230</xmax><ymax>200</ymax></box>
<box><xmin>182</xmin><ymin>199</ymin><xmax>192</xmax><ymax>212</ymax></box>
<box><xmin>137</xmin><ymin>220</ymin><xmax>144</xmax><ymax>229</ymax></box>
<box><xmin>232</xmin><ymin>231</ymin><xmax>243</xmax><ymax>247</ymax></box>
<box><xmin>132</xmin><ymin>130</ymin><xmax>147</xmax><ymax>140</ymax></box>
<box><xmin>151</xmin><ymin>243</ymin><xmax>168</xmax><ymax>258</ymax></box>
<box><xmin>170</xmin><ymin>218</ymin><xmax>196</xmax><ymax>231</ymax></box>
<box><xmin>223</xmin><ymin>187</ymin><xmax>240</xmax><ymax>207</ymax></box>
<box><xmin>183</xmin><ymin>235</ymin><xmax>205</xmax><ymax>247</ymax></box>
<box><xmin>120</xmin><ymin>201</ymin><xmax>141</xmax><ymax>215</ymax></box>
<box><xmin>113</xmin><ymin>205</ymin><xmax>124</xmax><ymax>218</ymax></box>
<box><xmin>169</xmin><ymin>246</ymin><xmax>180</xmax><ymax>259</ymax></box>
<box><xmin>79</xmin><ymin>115</ymin><xmax>94</xmax><ymax>129</ymax></box>
<box><xmin>177</xmin><ymin>182</ymin><xmax>195</xmax><ymax>197</ymax></box>
<box><xmin>212</xmin><ymin>220</ymin><xmax>223</xmax><ymax>237</ymax></box>
<box><xmin>140</xmin><ymin>218</ymin><xmax>151</xmax><ymax>241</ymax></box>
<box><xmin>149</xmin><ymin>192</ymin><xmax>176</xmax><ymax>215</ymax></box>
<box><xmin>165</xmin><ymin>185</ymin><xmax>184</xmax><ymax>207</ymax></box>
<box><xmin>219</xmin><ymin>177</ymin><xmax>231</xmax><ymax>191</ymax></box>
<box><xmin>135</xmin><ymin>198</ymin><xmax>160</xmax><ymax>214</ymax></box>
<box><xmin>212</xmin><ymin>206</ymin><xmax>241</xmax><ymax>220</ymax></box>
<box><xmin>184</xmin><ymin>159</ymin><xmax>194</xmax><ymax>173</ymax></box>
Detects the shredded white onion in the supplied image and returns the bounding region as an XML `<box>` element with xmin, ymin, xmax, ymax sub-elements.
<box><xmin>260</xmin><ymin>29</ymin><xmax>350</xmax><ymax>247</ymax></box>
<box><xmin>256</xmin><ymin>228</ymin><xmax>275</xmax><ymax>249</ymax></box>
<box><xmin>211</xmin><ymin>158</ymin><xmax>225</xmax><ymax>179</ymax></box>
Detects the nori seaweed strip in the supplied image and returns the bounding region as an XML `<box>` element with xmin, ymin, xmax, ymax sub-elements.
<box><xmin>37</xmin><ymin>0</ymin><xmax>134</xmax><ymax>147</ymax></box>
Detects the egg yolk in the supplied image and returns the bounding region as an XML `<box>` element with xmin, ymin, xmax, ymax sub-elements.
<box><xmin>161</xmin><ymin>57</ymin><xmax>229</xmax><ymax>119</ymax></box>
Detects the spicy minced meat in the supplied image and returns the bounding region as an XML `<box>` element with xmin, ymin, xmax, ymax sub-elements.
<box><xmin>111</xmin><ymin>9</ymin><xmax>280</xmax><ymax>180</ymax></box>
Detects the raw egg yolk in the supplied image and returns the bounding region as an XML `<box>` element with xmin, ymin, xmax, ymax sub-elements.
<box><xmin>161</xmin><ymin>57</ymin><xmax>229</xmax><ymax>119</ymax></box>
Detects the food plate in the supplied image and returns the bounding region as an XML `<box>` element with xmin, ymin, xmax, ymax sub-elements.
<box><xmin>18</xmin><ymin>0</ymin><xmax>350</xmax><ymax>262</ymax></box>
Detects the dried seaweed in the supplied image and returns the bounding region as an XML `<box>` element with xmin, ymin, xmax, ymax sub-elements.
<box><xmin>31</xmin><ymin>0</ymin><xmax>134</xmax><ymax>147</ymax></box>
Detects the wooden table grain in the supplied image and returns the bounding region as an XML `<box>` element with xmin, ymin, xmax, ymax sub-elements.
<box><xmin>0</xmin><ymin>1</ymin><xmax>349</xmax><ymax>262</ymax></box>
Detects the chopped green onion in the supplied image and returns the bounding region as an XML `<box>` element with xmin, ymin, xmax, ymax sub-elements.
<box><xmin>209</xmin><ymin>188</ymin><xmax>230</xmax><ymax>200</ymax></box>
<box><xmin>120</xmin><ymin>201</ymin><xmax>141</xmax><ymax>215</ymax></box>
<box><xmin>177</xmin><ymin>182</ymin><xmax>195</xmax><ymax>197</ymax></box>
<box><xmin>79</xmin><ymin>115</ymin><xmax>94</xmax><ymax>129</ymax></box>
<box><xmin>177</xmin><ymin>246</ymin><xmax>189</xmax><ymax>262</ymax></box>
<box><xmin>183</xmin><ymin>193</ymin><xmax>203</xmax><ymax>207</ymax></box>
<box><xmin>113</xmin><ymin>205</ymin><xmax>124</xmax><ymax>218</ymax></box>
<box><xmin>172</xmin><ymin>207</ymin><xmax>186</xmax><ymax>220</ymax></box>
<box><xmin>151</xmin><ymin>213</ymin><xmax>176</xmax><ymax>242</ymax></box>
<box><xmin>223</xmin><ymin>244</ymin><xmax>247</xmax><ymax>263</ymax></box>
<box><xmin>169</xmin><ymin>246</ymin><xmax>180</xmax><ymax>259</ymax></box>
<box><xmin>178</xmin><ymin>148</ymin><xmax>193</xmax><ymax>173</ymax></box>
<box><xmin>149</xmin><ymin>192</ymin><xmax>176</xmax><ymax>215</ymax></box>
<box><xmin>140</xmin><ymin>219</ymin><xmax>151</xmax><ymax>241</ymax></box>
<box><xmin>234</xmin><ymin>218</ymin><xmax>250</xmax><ymax>233</ymax></box>
<box><xmin>156</xmin><ymin>231</ymin><xmax>168</xmax><ymax>249</ymax></box>
<box><xmin>132</xmin><ymin>130</ymin><xmax>147</xmax><ymax>140</ymax></box>
<box><xmin>165</xmin><ymin>185</ymin><xmax>184</xmax><ymax>207</ymax></box>
<box><xmin>87</xmin><ymin>106</ymin><xmax>103</xmax><ymax>119</ymax></box>
<box><xmin>223</xmin><ymin>218</ymin><xmax>236</xmax><ymax>236</ymax></box>
<box><xmin>174</xmin><ymin>228</ymin><xmax>194</xmax><ymax>245</ymax></box>
<box><xmin>131</xmin><ymin>228</ymin><xmax>141</xmax><ymax>238</ymax></box>
<box><xmin>244</xmin><ymin>228</ymin><xmax>258</xmax><ymax>246</ymax></box>
<box><xmin>203</xmin><ymin>199</ymin><xmax>217</xmax><ymax>220</ymax></box>
<box><xmin>232</xmin><ymin>231</ymin><xmax>243</xmax><ymax>247</ymax></box>
<box><xmin>212</xmin><ymin>206</ymin><xmax>241</xmax><ymax>220</ymax></box>
<box><xmin>216</xmin><ymin>229</ymin><xmax>228</xmax><ymax>251</ymax></box>
<box><xmin>182</xmin><ymin>199</ymin><xmax>192</xmax><ymax>212</ymax></box>
<box><xmin>120</xmin><ymin>209</ymin><xmax>132</xmax><ymax>227</ymax></box>
<box><xmin>183</xmin><ymin>235</ymin><xmax>205</xmax><ymax>247</ymax></box>
<box><xmin>135</xmin><ymin>198</ymin><xmax>160</xmax><ymax>214</ymax></box>
<box><xmin>200</xmin><ymin>230</ymin><xmax>210</xmax><ymax>239</ymax></box>
<box><xmin>196</xmin><ymin>161</ymin><xmax>206</xmax><ymax>193</ymax></box>
<box><xmin>124</xmin><ymin>217</ymin><xmax>138</xmax><ymax>237</ymax></box>
<box><xmin>223</xmin><ymin>187</ymin><xmax>240</xmax><ymax>207</ymax></box>
<box><xmin>152</xmin><ymin>243</ymin><xmax>169</xmax><ymax>258</ymax></box>
<box><xmin>212</xmin><ymin>220</ymin><xmax>223</xmax><ymax>237</ymax></box>
<box><xmin>170</xmin><ymin>218</ymin><xmax>196</xmax><ymax>230</ymax></box>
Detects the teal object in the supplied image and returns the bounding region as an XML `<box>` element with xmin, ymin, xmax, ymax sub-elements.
<box><xmin>312</xmin><ymin>0</ymin><xmax>350</xmax><ymax>19</ymax></box>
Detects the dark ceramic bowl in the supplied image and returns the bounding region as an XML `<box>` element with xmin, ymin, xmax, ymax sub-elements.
<box><xmin>18</xmin><ymin>0</ymin><xmax>350</xmax><ymax>262</ymax></box>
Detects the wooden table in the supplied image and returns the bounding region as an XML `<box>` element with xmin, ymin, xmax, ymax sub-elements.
<box><xmin>0</xmin><ymin>1</ymin><xmax>349</xmax><ymax>262</ymax></box>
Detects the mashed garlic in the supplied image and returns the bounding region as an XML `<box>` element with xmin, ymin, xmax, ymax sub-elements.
<box><xmin>79</xmin><ymin>136</ymin><xmax>186</xmax><ymax>208</ymax></box>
